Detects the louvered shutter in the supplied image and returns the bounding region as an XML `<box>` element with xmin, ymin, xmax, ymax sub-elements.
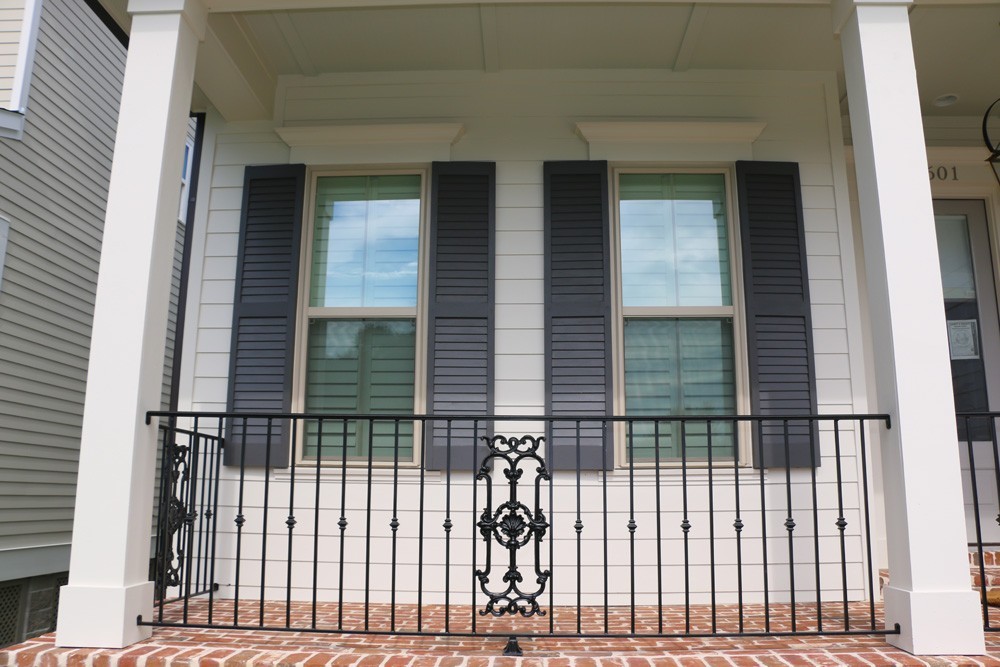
<box><xmin>224</xmin><ymin>164</ymin><xmax>306</xmax><ymax>468</ymax></box>
<box><xmin>425</xmin><ymin>162</ymin><xmax>495</xmax><ymax>471</ymax></box>
<box><xmin>736</xmin><ymin>161</ymin><xmax>818</xmax><ymax>468</ymax></box>
<box><xmin>544</xmin><ymin>161</ymin><xmax>614</xmax><ymax>471</ymax></box>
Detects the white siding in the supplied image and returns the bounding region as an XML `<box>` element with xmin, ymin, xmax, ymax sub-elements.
<box><xmin>0</xmin><ymin>0</ymin><xmax>24</xmax><ymax>110</ymax></box>
<box><xmin>182</xmin><ymin>70</ymin><xmax>871</xmax><ymax>606</ymax></box>
<box><xmin>0</xmin><ymin>0</ymin><xmax>124</xmax><ymax>579</ymax></box>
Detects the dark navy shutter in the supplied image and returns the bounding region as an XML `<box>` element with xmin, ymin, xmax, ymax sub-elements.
<box><xmin>224</xmin><ymin>164</ymin><xmax>306</xmax><ymax>468</ymax></box>
<box><xmin>544</xmin><ymin>161</ymin><xmax>613</xmax><ymax>471</ymax></box>
<box><xmin>425</xmin><ymin>162</ymin><xmax>495</xmax><ymax>471</ymax></box>
<box><xmin>736</xmin><ymin>161</ymin><xmax>818</xmax><ymax>468</ymax></box>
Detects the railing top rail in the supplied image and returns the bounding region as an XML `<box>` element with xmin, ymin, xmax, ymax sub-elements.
<box><xmin>956</xmin><ymin>411</ymin><xmax>1000</xmax><ymax>417</ymax></box>
<box><xmin>147</xmin><ymin>410</ymin><xmax>891</xmax><ymax>424</ymax></box>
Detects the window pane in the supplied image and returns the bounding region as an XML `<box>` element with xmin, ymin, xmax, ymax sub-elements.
<box><xmin>623</xmin><ymin>318</ymin><xmax>735</xmax><ymax>461</ymax></box>
<box><xmin>936</xmin><ymin>214</ymin><xmax>990</xmax><ymax>440</ymax></box>
<box><xmin>619</xmin><ymin>173</ymin><xmax>731</xmax><ymax>307</ymax></box>
<box><xmin>937</xmin><ymin>214</ymin><xmax>977</xmax><ymax>300</ymax></box>
<box><xmin>311</xmin><ymin>175</ymin><xmax>421</xmax><ymax>307</ymax></box>
<box><xmin>304</xmin><ymin>319</ymin><xmax>415</xmax><ymax>460</ymax></box>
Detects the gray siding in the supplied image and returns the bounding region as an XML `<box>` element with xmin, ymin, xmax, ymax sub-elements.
<box><xmin>0</xmin><ymin>0</ymin><xmax>125</xmax><ymax>580</ymax></box>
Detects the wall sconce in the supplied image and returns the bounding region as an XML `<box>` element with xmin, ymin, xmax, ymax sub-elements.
<box><xmin>985</xmin><ymin>97</ymin><xmax>1000</xmax><ymax>188</ymax></box>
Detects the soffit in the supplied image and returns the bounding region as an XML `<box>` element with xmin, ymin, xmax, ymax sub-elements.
<box><xmin>909</xmin><ymin>5</ymin><xmax>1000</xmax><ymax>118</ymax></box>
<box><xmin>95</xmin><ymin>0</ymin><xmax>1000</xmax><ymax>126</ymax></box>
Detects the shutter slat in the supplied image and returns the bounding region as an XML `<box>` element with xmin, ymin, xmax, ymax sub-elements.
<box><xmin>225</xmin><ymin>165</ymin><xmax>306</xmax><ymax>468</ymax></box>
<box><xmin>426</xmin><ymin>163</ymin><xmax>495</xmax><ymax>471</ymax></box>
<box><xmin>545</xmin><ymin>161</ymin><xmax>613</xmax><ymax>471</ymax></box>
<box><xmin>736</xmin><ymin>161</ymin><xmax>817</xmax><ymax>468</ymax></box>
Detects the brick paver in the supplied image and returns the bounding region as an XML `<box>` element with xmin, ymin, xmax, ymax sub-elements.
<box><xmin>3</xmin><ymin>600</ymin><xmax>999</xmax><ymax>667</ymax></box>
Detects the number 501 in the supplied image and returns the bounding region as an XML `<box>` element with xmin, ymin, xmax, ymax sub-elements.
<box><xmin>929</xmin><ymin>165</ymin><xmax>959</xmax><ymax>181</ymax></box>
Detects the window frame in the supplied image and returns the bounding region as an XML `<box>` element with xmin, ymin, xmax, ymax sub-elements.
<box><xmin>609</xmin><ymin>165</ymin><xmax>752</xmax><ymax>468</ymax></box>
<box><xmin>292</xmin><ymin>166</ymin><xmax>431</xmax><ymax>468</ymax></box>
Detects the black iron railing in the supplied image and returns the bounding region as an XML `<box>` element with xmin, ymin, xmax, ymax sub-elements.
<box><xmin>146</xmin><ymin>411</ymin><xmax>895</xmax><ymax>653</ymax></box>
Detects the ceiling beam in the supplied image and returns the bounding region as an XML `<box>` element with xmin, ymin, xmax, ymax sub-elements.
<box><xmin>201</xmin><ymin>0</ymin><xmax>994</xmax><ymax>12</ymax></box>
<box><xmin>673</xmin><ymin>4</ymin><xmax>707</xmax><ymax>72</ymax></box>
<box><xmin>195</xmin><ymin>16</ymin><xmax>275</xmax><ymax>121</ymax></box>
<box><xmin>479</xmin><ymin>4</ymin><xmax>500</xmax><ymax>73</ymax></box>
<box><xmin>205</xmin><ymin>0</ymin><xmax>829</xmax><ymax>11</ymax></box>
<box><xmin>273</xmin><ymin>11</ymin><xmax>317</xmax><ymax>76</ymax></box>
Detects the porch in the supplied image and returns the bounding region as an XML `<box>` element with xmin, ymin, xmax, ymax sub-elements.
<box><xmin>55</xmin><ymin>0</ymin><xmax>1000</xmax><ymax>658</ymax></box>
<box><xmin>8</xmin><ymin>607</ymin><xmax>1000</xmax><ymax>667</ymax></box>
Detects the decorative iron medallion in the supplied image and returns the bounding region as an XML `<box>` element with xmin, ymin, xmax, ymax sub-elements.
<box><xmin>475</xmin><ymin>434</ymin><xmax>551</xmax><ymax>617</ymax></box>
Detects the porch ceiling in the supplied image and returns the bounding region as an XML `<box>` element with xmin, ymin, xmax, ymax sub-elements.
<box><xmin>100</xmin><ymin>1</ymin><xmax>1000</xmax><ymax>124</ymax></box>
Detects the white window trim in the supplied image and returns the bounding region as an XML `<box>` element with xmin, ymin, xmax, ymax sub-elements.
<box><xmin>609</xmin><ymin>165</ymin><xmax>752</xmax><ymax>468</ymax></box>
<box><xmin>292</xmin><ymin>166</ymin><xmax>430</xmax><ymax>468</ymax></box>
<box><xmin>0</xmin><ymin>0</ymin><xmax>43</xmax><ymax>140</ymax></box>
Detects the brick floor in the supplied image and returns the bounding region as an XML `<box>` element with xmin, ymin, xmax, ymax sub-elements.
<box><xmin>4</xmin><ymin>601</ymin><xmax>1000</xmax><ymax>667</ymax></box>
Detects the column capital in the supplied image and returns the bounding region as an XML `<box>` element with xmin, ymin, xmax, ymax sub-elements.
<box><xmin>832</xmin><ymin>0</ymin><xmax>912</xmax><ymax>37</ymax></box>
<box><xmin>127</xmin><ymin>0</ymin><xmax>207</xmax><ymax>40</ymax></box>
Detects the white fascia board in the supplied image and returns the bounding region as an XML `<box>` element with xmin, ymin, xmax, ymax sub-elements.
<box><xmin>9</xmin><ymin>0</ymin><xmax>43</xmax><ymax>115</ymax></box>
<box><xmin>0</xmin><ymin>109</ymin><xmax>25</xmax><ymax>140</ymax></box>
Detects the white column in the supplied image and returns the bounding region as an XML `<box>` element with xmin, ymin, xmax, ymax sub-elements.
<box><xmin>56</xmin><ymin>0</ymin><xmax>207</xmax><ymax>649</ymax></box>
<box><xmin>836</xmin><ymin>0</ymin><xmax>984</xmax><ymax>655</ymax></box>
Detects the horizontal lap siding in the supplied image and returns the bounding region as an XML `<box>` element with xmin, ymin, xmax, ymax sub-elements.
<box><xmin>0</xmin><ymin>0</ymin><xmax>124</xmax><ymax>567</ymax></box>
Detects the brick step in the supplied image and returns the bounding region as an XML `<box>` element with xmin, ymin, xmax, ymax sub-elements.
<box><xmin>971</xmin><ymin>549</ymin><xmax>1000</xmax><ymax>567</ymax></box>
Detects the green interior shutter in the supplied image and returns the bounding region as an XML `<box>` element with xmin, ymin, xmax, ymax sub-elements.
<box><xmin>425</xmin><ymin>162</ymin><xmax>495</xmax><ymax>471</ymax></box>
<box><xmin>224</xmin><ymin>164</ymin><xmax>306</xmax><ymax>468</ymax></box>
<box><xmin>736</xmin><ymin>161</ymin><xmax>818</xmax><ymax>468</ymax></box>
<box><xmin>544</xmin><ymin>161</ymin><xmax>614</xmax><ymax>471</ymax></box>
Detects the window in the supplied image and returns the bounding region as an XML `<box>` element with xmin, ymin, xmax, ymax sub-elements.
<box><xmin>299</xmin><ymin>173</ymin><xmax>424</xmax><ymax>462</ymax></box>
<box><xmin>615</xmin><ymin>171</ymin><xmax>740</xmax><ymax>462</ymax></box>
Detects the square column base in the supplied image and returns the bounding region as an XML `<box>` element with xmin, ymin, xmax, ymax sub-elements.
<box><xmin>56</xmin><ymin>581</ymin><xmax>154</xmax><ymax>648</ymax></box>
<box><xmin>883</xmin><ymin>585</ymin><xmax>985</xmax><ymax>655</ymax></box>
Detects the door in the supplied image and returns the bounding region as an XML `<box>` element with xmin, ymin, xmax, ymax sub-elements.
<box><xmin>935</xmin><ymin>200</ymin><xmax>1000</xmax><ymax>545</ymax></box>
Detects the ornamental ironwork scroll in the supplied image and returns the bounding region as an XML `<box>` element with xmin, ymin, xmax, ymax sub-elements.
<box><xmin>475</xmin><ymin>434</ymin><xmax>551</xmax><ymax>617</ymax></box>
<box><xmin>154</xmin><ymin>437</ymin><xmax>189</xmax><ymax>599</ymax></box>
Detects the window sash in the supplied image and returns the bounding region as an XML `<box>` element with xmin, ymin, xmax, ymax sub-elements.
<box><xmin>623</xmin><ymin>317</ymin><xmax>737</xmax><ymax>461</ymax></box>
<box><xmin>613</xmin><ymin>168</ymin><xmax>746</xmax><ymax>465</ymax></box>
<box><xmin>297</xmin><ymin>170</ymin><xmax>427</xmax><ymax>465</ymax></box>
<box><xmin>303</xmin><ymin>318</ymin><xmax>416</xmax><ymax>461</ymax></box>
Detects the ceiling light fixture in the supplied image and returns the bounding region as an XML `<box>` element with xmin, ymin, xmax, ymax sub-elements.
<box><xmin>934</xmin><ymin>94</ymin><xmax>960</xmax><ymax>107</ymax></box>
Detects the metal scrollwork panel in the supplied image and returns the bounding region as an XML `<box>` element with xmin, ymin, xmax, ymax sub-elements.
<box><xmin>155</xmin><ymin>439</ymin><xmax>189</xmax><ymax>598</ymax></box>
<box><xmin>475</xmin><ymin>434</ymin><xmax>551</xmax><ymax>617</ymax></box>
